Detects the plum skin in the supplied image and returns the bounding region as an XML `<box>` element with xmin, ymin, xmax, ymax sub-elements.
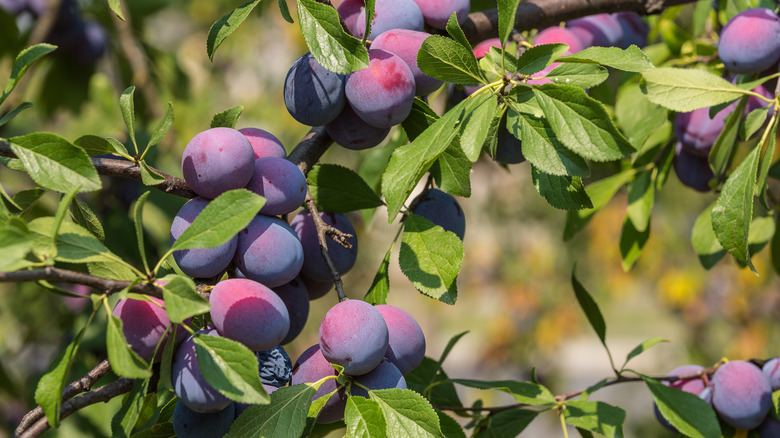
<box><xmin>181</xmin><ymin>127</ymin><xmax>255</xmax><ymax>199</ymax></box>
<box><xmin>411</xmin><ymin>188</ymin><xmax>466</xmax><ymax>240</ymax></box>
<box><xmin>325</xmin><ymin>103</ymin><xmax>390</xmax><ymax>150</ymax></box>
<box><xmin>291</xmin><ymin>344</ymin><xmax>346</xmax><ymax>424</ymax></box>
<box><xmin>171</xmin><ymin>328</ymin><xmax>233</xmax><ymax>413</ymax></box>
<box><xmin>370</xmin><ymin>29</ymin><xmax>443</xmax><ymax>96</ymax></box>
<box><xmin>209</xmin><ymin>278</ymin><xmax>290</xmax><ymax>351</ymax></box>
<box><xmin>170</xmin><ymin>197</ymin><xmax>238</xmax><ymax>279</ymax></box>
<box><xmin>284</xmin><ymin>52</ymin><xmax>346</xmax><ymax>126</ymax></box>
<box><xmin>375</xmin><ymin>304</ymin><xmax>426</xmax><ymax>375</ymax></box>
<box><xmin>245</xmin><ymin>157</ymin><xmax>308</xmax><ymax>216</ymax></box>
<box><xmin>272</xmin><ymin>277</ymin><xmax>311</xmax><ymax>345</ymax></box>
<box><xmin>319</xmin><ymin>300</ymin><xmax>389</xmax><ymax>376</ymax></box>
<box><xmin>112</xmin><ymin>296</ymin><xmax>186</xmax><ymax>362</ymax></box>
<box><xmin>238</xmin><ymin>127</ymin><xmax>286</xmax><ymax>159</ymax></box>
<box><xmin>710</xmin><ymin>360</ymin><xmax>772</xmax><ymax>430</ymax></box>
<box><xmin>234</xmin><ymin>214</ymin><xmax>304</xmax><ymax>288</ymax></box>
<box><xmin>355</xmin><ymin>0</ymin><xmax>423</xmax><ymax>40</ymax></box>
<box><xmin>351</xmin><ymin>359</ymin><xmax>407</xmax><ymax>398</ymax></box>
<box><xmin>718</xmin><ymin>8</ymin><xmax>780</xmax><ymax>74</ymax></box>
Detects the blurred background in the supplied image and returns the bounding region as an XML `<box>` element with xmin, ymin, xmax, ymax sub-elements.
<box><xmin>0</xmin><ymin>0</ymin><xmax>778</xmax><ymax>436</ymax></box>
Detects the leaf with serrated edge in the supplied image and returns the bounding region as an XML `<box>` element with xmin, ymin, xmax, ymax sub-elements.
<box><xmin>709</xmin><ymin>97</ymin><xmax>748</xmax><ymax>181</ymax></box>
<box><xmin>346</xmin><ymin>396</ymin><xmax>386</xmax><ymax>438</ymax></box>
<box><xmin>399</xmin><ymin>214</ymin><xmax>463</xmax><ymax>305</ymax></box>
<box><xmin>641</xmin><ymin>67</ymin><xmax>746</xmax><ymax>112</ymax></box>
<box><xmin>622</xmin><ymin>338</ymin><xmax>668</xmax><ymax>369</ymax></box>
<box><xmin>572</xmin><ymin>268</ymin><xmax>607</xmax><ymax>346</ymax></box>
<box><xmin>512</xmin><ymin>110</ymin><xmax>590</xmax><ymax>177</ymax></box>
<box><xmin>445</xmin><ymin>13</ymin><xmax>472</xmax><ymax>52</ymax></box>
<box><xmin>546</xmin><ymin>63</ymin><xmax>609</xmax><ymax>88</ymax></box>
<box><xmin>563</xmin><ymin>400</ymin><xmax>625</xmax><ymax>438</ymax></box>
<box><xmin>160</xmin><ymin>274</ymin><xmax>209</xmax><ymax>324</ymax></box>
<box><xmin>644</xmin><ymin>377</ymin><xmax>721</xmax><ymax>438</ymax></box>
<box><xmin>497</xmin><ymin>0</ymin><xmax>522</xmax><ymax>46</ymax></box>
<box><xmin>558</xmin><ymin>45</ymin><xmax>654</xmax><ymax>72</ymax></box>
<box><xmin>308</xmin><ymin>164</ymin><xmax>384</xmax><ymax>212</ymax></box>
<box><xmin>563</xmin><ymin>171</ymin><xmax>634</xmax><ymax>241</ymax></box>
<box><xmin>459</xmin><ymin>93</ymin><xmax>497</xmax><ymax>161</ymax></box>
<box><xmin>207</xmin><ymin>0</ymin><xmax>262</xmax><ymax>61</ymax></box>
<box><xmin>226</xmin><ymin>384</ymin><xmax>317</xmax><ymax>438</ymax></box>
<box><xmin>107</xmin><ymin>0</ymin><xmax>125</xmax><ymax>20</ymax></box>
<box><xmin>448</xmin><ymin>379</ymin><xmax>555</xmax><ymax>406</ymax></box>
<box><xmin>619</xmin><ymin>217</ymin><xmax>650</xmax><ymax>271</ymax></box>
<box><xmin>430</xmin><ymin>143</ymin><xmax>471</xmax><ymax>197</ymax></box>
<box><xmin>171</xmin><ymin>189</ymin><xmax>264</xmax><ymax>251</ymax></box>
<box><xmin>364</xmin><ymin>244</ymin><xmax>393</xmax><ymax>305</ymax></box>
<box><xmin>297</xmin><ymin>0</ymin><xmax>369</xmax><ymax>74</ymax></box>
<box><xmin>278</xmin><ymin>0</ymin><xmax>293</xmax><ymax>23</ymax></box>
<box><xmin>531</xmin><ymin>168</ymin><xmax>592</xmax><ymax>211</ymax></box>
<box><xmin>107</xmin><ymin>314</ymin><xmax>152</xmax><ymax>379</ymax></box>
<box><xmin>2</xmin><ymin>44</ymin><xmax>56</xmax><ymax>104</ymax></box>
<box><xmin>194</xmin><ymin>335</ymin><xmax>269</xmax><ymax>404</ymax></box>
<box><xmin>139</xmin><ymin>161</ymin><xmax>166</xmax><ymax>186</ymax></box>
<box><xmin>534</xmin><ymin>85</ymin><xmax>635</xmax><ymax>162</ymax></box>
<box><xmin>418</xmin><ymin>35</ymin><xmax>486</xmax><ymax>85</ymax></box>
<box><xmin>133</xmin><ymin>191</ymin><xmax>150</xmax><ymax>272</ymax></box>
<box><xmin>515</xmin><ymin>44</ymin><xmax>569</xmax><ymax>76</ymax></box>
<box><xmin>370</xmin><ymin>389</ymin><xmax>444</xmax><ymax>438</ymax></box>
<box><xmin>626</xmin><ymin>171</ymin><xmax>654</xmax><ymax>232</ymax></box>
<box><xmin>210</xmin><ymin>105</ymin><xmax>243</xmax><ymax>129</ymax></box>
<box><xmin>10</xmin><ymin>133</ymin><xmax>101</xmax><ymax>193</ymax></box>
<box><xmin>148</xmin><ymin>102</ymin><xmax>174</xmax><ymax>147</ymax></box>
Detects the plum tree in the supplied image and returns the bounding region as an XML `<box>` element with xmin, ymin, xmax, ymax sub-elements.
<box><xmin>318</xmin><ymin>300</ymin><xmax>389</xmax><ymax>376</ymax></box>
<box><xmin>344</xmin><ymin>49</ymin><xmax>416</xmax><ymax>128</ymax></box>
<box><xmin>234</xmin><ymin>214</ymin><xmax>304</xmax><ymax>288</ymax></box>
<box><xmin>324</xmin><ymin>102</ymin><xmax>391</xmax><ymax>150</ymax></box>
<box><xmin>170</xmin><ymin>197</ymin><xmax>238</xmax><ymax>278</ymax></box>
<box><xmin>172</xmin><ymin>328</ymin><xmax>233</xmax><ymax>413</ymax></box>
<box><xmin>354</xmin><ymin>0</ymin><xmax>423</xmax><ymax>39</ymax></box>
<box><xmin>208</xmin><ymin>278</ymin><xmax>290</xmax><ymax>351</ymax></box>
<box><xmin>290</xmin><ymin>345</ymin><xmax>346</xmax><ymax>424</ymax></box>
<box><xmin>245</xmin><ymin>157</ymin><xmax>308</xmax><ymax>216</ymax></box>
<box><xmin>284</xmin><ymin>52</ymin><xmax>346</xmax><ymax>127</ymax></box>
<box><xmin>710</xmin><ymin>360</ymin><xmax>773</xmax><ymax>430</ymax></box>
<box><xmin>718</xmin><ymin>8</ymin><xmax>780</xmax><ymax>74</ymax></box>
<box><xmin>238</xmin><ymin>127</ymin><xmax>286</xmax><ymax>159</ymax></box>
<box><xmin>181</xmin><ymin>127</ymin><xmax>255</xmax><ymax>199</ymax></box>
<box><xmin>291</xmin><ymin>211</ymin><xmax>358</xmax><ymax>282</ymax></box>
<box><xmin>375</xmin><ymin>304</ymin><xmax>425</xmax><ymax>375</ymax></box>
<box><xmin>411</xmin><ymin>188</ymin><xmax>466</xmax><ymax>240</ymax></box>
<box><xmin>410</xmin><ymin>0</ymin><xmax>470</xmax><ymax>29</ymax></box>
<box><xmin>370</xmin><ymin>29</ymin><xmax>444</xmax><ymax>96</ymax></box>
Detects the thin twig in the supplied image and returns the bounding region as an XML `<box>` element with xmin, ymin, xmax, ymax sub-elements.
<box><xmin>0</xmin><ymin>267</ymin><xmax>163</xmax><ymax>298</ymax></box>
<box><xmin>303</xmin><ymin>195</ymin><xmax>348</xmax><ymax>302</ymax></box>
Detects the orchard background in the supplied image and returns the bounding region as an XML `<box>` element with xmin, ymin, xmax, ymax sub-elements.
<box><xmin>0</xmin><ymin>0</ymin><xmax>779</xmax><ymax>437</ymax></box>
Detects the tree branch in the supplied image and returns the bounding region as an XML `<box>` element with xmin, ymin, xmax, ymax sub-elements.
<box><xmin>0</xmin><ymin>267</ymin><xmax>163</xmax><ymax>298</ymax></box>
<box><xmin>303</xmin><ymin>195</ymin><xmax>348</xmax><ymax>302</ymax></box>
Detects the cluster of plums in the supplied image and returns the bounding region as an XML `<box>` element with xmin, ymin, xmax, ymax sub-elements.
<box><xmin>672</xmin><ymin>7</ymin><xmax>779</xmax><ymax>192</ymax></box>
<box><xmin>0</xmin><ymin>0</ymin><xmax>108</xmax><ymax>64</ymax></box>
<box><xmin>654</xmin><ymin>359</ymin><xmax>780</xmax><ymax>435</ymax></box>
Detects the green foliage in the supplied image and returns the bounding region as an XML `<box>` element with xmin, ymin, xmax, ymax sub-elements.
<box><xmin>307</xmin><ymin>164</ymin><xmax>384</xmax><ymax>212</ymax></box>
<box><xmin>207</xmin><ymin>0</ymin><xmax>263</xmax><ymax>61</ymax></box>
<box><xmin>296</xmin><ymin>0</ymin><xmax>369</xmax><ymax>74</ymax></box>
<box><xmin>193</xmin><ymin>334</ymin><xmax>270</xmax><ymax>404</ymax></box>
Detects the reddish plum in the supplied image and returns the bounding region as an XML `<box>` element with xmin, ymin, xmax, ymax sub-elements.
<box><xmin>181</xmin><ymin>127</ymin><xmax>255</xmax><ymax>199</ymax></box>
<box><xmin>239</xmin><ymin>127</ymin><xmax>286</xmax><ymax>159</ymax></box>
<box><xmin>234</xmin><ymin>214</ymin><xmax>304</xmax><ymax>288</ymax></box>
<box><xmin>291</xmin><ymin>344</ymin><xmax>346</xmax><ymax>424</ymax></box>
<box><xmin>319</xmin><ymin>300</ymin><xmax>389</xmax><ymax>376</ymax></box>
<box><xmin>711</xmin><ymin>360</ymin><xmax>772</xmax><ymax>430</ymax></box>
<box><xmin>718</xmin><ymin>8</ymin><xmax>780</xmax><ymax>74</ymax></box>
<box><xmin>375</xmin><ymin>304</ymin><xmax>425</xmax><ymax>375</ymax></box>
<box><xmin>245</xmin><ymin>157</ymin><xmax>308</xmax><ymax>216</ymax></box>
<box><xmin>371</xmin><ymin>29</ymin><xmax>443</xmax><ymax>96</ymax></box>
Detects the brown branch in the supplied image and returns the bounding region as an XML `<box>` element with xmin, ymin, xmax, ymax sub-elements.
<box><xmin>288</xmin><ymin>126</ymin><xmax>334</xmax><ymax>176</ymax></box>
<box><xmin>14</xmin><ymin>360</ymin><xmax>112</xmax><ymax>437</ymax></box>
<box><xmin>0</xmin><ymin>267</ymin><xmax>163</xmax><ymax>298</ymax></box>
<box><xmin>303</xmin><ymin>195</ymin><xmax>348</xmax><ymax>302</ymax></box>
<box><xmin>16</xmin><ymin>378</ymin><xmax>134</xmax><ymax>438</ymax></box>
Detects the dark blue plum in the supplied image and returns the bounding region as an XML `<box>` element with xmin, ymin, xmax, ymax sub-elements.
<box><xmin>209</xmin><ymin>278</ymin><xmax>290</xmax><ymax>351</ymax></box>
<box><xmin>325</xmin><ymin>103</ymin><xmax>390</xmax><ymax>150</ymax></box>
<box><xmin>284</xmin><ymin>52</ymin><xmax>346</xmax><ymax>126</ymax></box>
<box><xmin>410</xmin><ymin>0</ymin><xmax>470</xmax><ymax>29</ymax></box>
<box><xmin>73</xmin><ymin>20</ymin><xmax>107</xmax><ymax>64</ymax></box>
<box><xmin>718</xmin><ymin>8</ymin><xmax>780</xmax><ymax>74</ymax></box>
<box><xmin>181</xmin><ymin>127</ymin><xmax>255</xmax><ymax>199</ymax></box>
<box><xmin>301</xmin><ymin>274</ymin><xmax>333</xmax><ymax>300</ymax></box>
<box><xmin>496</xmin><ymin>114</ymin><xmax>525</xmax><ymax>164</ymax></box>
<box><xmin>172</xmin><ymin>401</ymin><xmax>235</xmax><ymax>438</ymax></box>
<box><xmin>566</xmin><ymin>14</ymin><xmax>622</xmax><ymax>48</ymax></box>
<box><xmin>234</xmin><ymin>214</ymin><xmax>304</xmax><ymax>288</ymax></box>
<box><xmin>411</xmin><ymin>188</ymin><xmax>466</xmax><ymax>240</ymax></box>
<box><xmin>257</xmin><ymin>345</ymin><xmax>293</xmax><ymax>387</ymax></box>
<box><xmin>345</xmin><ymin>49</ymin><xmax>416</xmax><ymax>128</ymax></box>
<box><xmin>711</xmin><ymin>360</ymin><xmax>772</xmax><ymax>430</ymax></box>
<box><xmin>171</xmin><ymin>197</ymin><xmax>238</xmax><ymax>279</ymax></box>
<box><xmin>762</xmin><ymin>357</ymin><xmax>780</xmax><ymax>390</ymax></box>
<box><xmin>172</xmin><ymin>328</ymin><xmax>233</xmax><ymax>413</ymax></box>
<box><xmin>351</xmin><ymin>359</ymin><xmax>407</xmax><ymax>398</ymax></box>
<box><xmin>673</xmin><ymin>142</ymin><xmax>714</xmax><ymax>192</ymax></box>
<box><xmin>371</xmin><ymin>29</ymin><xmax>443</xmax><ymax>96</ymax></box>
<box><xmin>376</xmin><ymin>305</ymin><xmax>425</xmax><ymax>375</ymax></box>
<box><xmin>319</xmin><ymin>300</ymin><xmax>389</xmax><ymax>376</ymax></box>
<box><xmin>614</xmin><ymin>12</ymin><xmax>648</xmax><ymax>48</ymax></box>
<box><xmin>291</xmin><ymin>344</ymin><xmax>346</xmax><ymax>424</ymax></box>
<box><xmin>291</xmin><ymin>211</ymin><xmax>358</xmax><ymax>282</ymax></box>
<box><xmin>337</xmin><ymin>0</ymin><xmax>363</xmax><ymax>34</ymax></box>
<box><xmin>239</xmin><ymin>127</ymin><xmax>286</xmax><ymax>159</ymax></box>
<box><xmin>355</xmin><ymin>0</ymin><xmax>423</xmax><ymax>40</ymax></box>
<box><xmin>245</xmin><ymin>157</ymin><xmax>308</xmax><ymax>216</ymax></box>
<box><xmin>272</xmin><ymin>278</ymin><xmax>310</xmax><ymax>344</ymax></box>
<box><xmin>757</xmin><ymin>415</ymin><xmax>780</xmax><ymax>437</ymax></box>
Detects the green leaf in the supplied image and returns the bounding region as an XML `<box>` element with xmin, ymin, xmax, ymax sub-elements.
<box><xmin>133</xmin><ymin>191</ymin><xmax>150</xmax><ymax>273</ymax></box>
<box><xmin>361</xmin><ymin>0</ymin><xmax>375</xmax><ymax>44</ymax></box>
<box><xmin>430</xmin><ymin>142</ymin><xmax>472</xmax><ymax>198</ymax></box>
<box><xmin>88</xmin><ymin>261</ymin><xmax>137</xmax><ymax>281</ymax></box>
<box><xmin>418</xmin><ymin>35</ymin><xmax>486</xmax><ymax>85</ymax></box>
<box><xmin>460</xmin><ymin>93</ymin><xmax>498</xmax><ymax>161</ymax></box>
<box><xmin>692</xmin><ymin>204</ymin><xmax>726</xmax><ymax>269</ymax></box>
<box><xmin>345</xmin><ymin>396</ymin><xmax>386</xmax><ymax>438</ymax></box>
<box><xmin>615</xmin><ymin>81</ymin><xmax>668</xmax><ymax>150</ymax></box>
<box><xmin>531</xmin><ymin>168</ymin><xmax>592</xmax><ymax>210</ymax></box>
<box><xmin>278</xmin><ymin>0</ymin><xmax>293</xmax><ymax>23</ymax></box>
<box><xmin>626</xmin><ymin>171</ymin><xmax>654</xmax><ymax>232</ymax></box>
<box><xmin>572</xmin><ymin>269</ymin><xmax>606</xmax><ymax>345</ymax></box>
<box><xmin>445</xmin><ymin>12</ymin><xmax>472</xmax><ymax>52</ymax></box>
<box><xmin>71</xmin><ymin>196</ymin><xmax>105</xmax><ymax>241</ymax></box>
<box><xmin>157</xmin><ymin>325</ymin><xmax>178</xmax><ymax>395</ymax></box>
<box><xmin>139</xmin><ymin>160</ymin><xmax>166</xmax><ymax>186</ymax></box>
<box><xmin>619</xmin><ymin>217</ymin><xmax>650</xmax><ymax>271</ymax></box>
<box><xmin>757</xmin><ymin>119</ymin><xmax>778</xmax><ymax>210</ymax></box>
<box><xmin>534</xmin><ymin>85</ymin><xmax>635</xmax><ymax>162</ymax></box>
<box><xmin>210</xmin><ymin>105</ymin><xmax>244</xmax><ymax>129</ymax></box>
<box><xmin>497</xmin><ymin>0</ymin><xmax>521</xmax><ymax>46</ymax></box>
<box><xmin>405</xmin><ymin>357</ymin><xmax>462</xmax><ymax>408</ymax></box>
<box><xmin>563</xmin><ymin>171</ymin><xmax>634</xmax><ymax>240</ymax></box>
<box><xmin>364</xmin><ymin>244</ymin><xmax>393</xmax><ymax>305</ymax></box>
<box><xmin>171</xmin><ymin>189</ymin><xmax>265</xmax><ymax>251</ymax></box>
<box><xmin>226</xmin><ymin>384</ymin><xmax>317</xmax><ymax>438</ymax></box>
<box><xmin>622</xmin><ymin>337</ymin><xmax>668</xmax><ymax>369</ymax></box>
<box><xmin>558</xmin><ymin>45</ymin><xmax>654</xmax><ymax>72</ymax></box>
<box><xmin>160</xmin><ymin>274</ymin><xmax>209</xmax><ymax>324</ymax></box>
<box><xmin>511</xmin><ymin>110</ymin><xmax>590</xmax><ymax>177</ymax></box>
<box><xmin>130</xmin><ymin>422</ymin><xmax>175</xmax><ymax>438</ymax></box>
<box><xmin>546</xmin><ymin>63</ymin><xmax>609</xmax><ymax>88</ymax></box>
<box><xmin>402</xmin><ymin>98</ymin><xmax>439</xmax><ymax>141</ymax></box>
<box><xmin>308</xmin><ymin>164</ymin><xmax>384</xmax><ymax>212</ymax></box>
<box><xmin>297</xmin><ymin>0</ymin><xmax>369</xmax><ymax>74</ymax></box>
<box><xmin>370</xmin><ymin>389</ymin><xmax>444</xmax><ymax>438</ymax></box>
<box><xmin>0</xmin><ymin>101</ymin><xmax>33</xmax><ymax>127</ymax></box>
<box><xmin>399</xmin><ymin>214</ymin><xmax>463</xmax><ymax>305</ymax></box>
<box><xmin>0</xmin><ymin>225</ymin><xmax>34</xmax><ymax>271</ymax></box>
<box><xmin>515</xmin><ymin>44</ymin><xmax>570</xmax><ymax>76</ymax></box>
<box><xmin>711</xmin><ymin>144</ymin><xmax>760</xmax><ymax>271</ymax></box>
<box><xmin>382</xmin><ymin>98</ymin><xmax>466</xmax><ymax>221</ymax></box>
<box><xmin>644</xmin><ymin>377</ymin><xmax>721</xmax><ymax>438</ymax></box>
<box><xmin>111</xmin><ymin>378</ymin><xmax>150</xmax><ymax>438</ymax></box>
<box><xmin>73</xmin><ymin>135</ymin><xmax>117</xmax><ymax>156</ymax></box>
<box><xmin>709</xmin><ymin>97</ymin><xmax>748</xmax><ymax>181</ymax></box>
<box><xmin>475</xmin><ymin>408</ymin><xmax>538</xmax><ymax>437</ymax></box>
<box><xmin>435</xmin><ymin>410</ymin><xmax>466</xmax><ymax>438</ymax></box>
<box><xmin>207</xmin><ymin>0</ymin><xmax>262</xmax><ymax>61</ymax></box>
<box><xmin>438</xmin><ymin>331</ymin><xmax>468</xmax><ymax>368</ymax></box>
<box><xmin>641</xmin><ymin>67</ymin><xmax>745</xmax><ymax>112</ymax></box>
<box><xmin>194</xmin><ymin>334</ymin><xmax>269</xmax><ymax>404</ymax></box>
<box><xmin>1</xmin><ymin>44</ymin><xmax>57</xmax><ymax>105</ymax></box>
<box><xmin>107</xmin><ymin>0</ymin><xmax>125</xmax><ymax>20</ymax></box>
<box><xmin>448</xmin><ymin>379</ymin><xmax>555</xmax><ymax>406</ymax></box>
<box><xmin>741</xmin><ymin>107</ymin><xmax>770</xmax><ymax>141</ymax></box>
<box><xmin>148</xmin><ymin>102</ymin><xmax>174</xmax><ymax>148</ymax></box>
<box><xmin>119</xmin><ymin>86</ymin><xmax>137</xmax><ymax>151</ymax></box>
<box><xmin>107</xmin><ymin>314</ymin><xmax>152</xmax><ymax>378</ymax></box>
<box><xmin>563</xmin><ymin>400</ymin><xmax>625</xmax><ymax>438</ymax></box>
<box><xmin>9</xmin><ymin>133</ymin><xmax>101</xmax><ymax>193</ymax></box>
